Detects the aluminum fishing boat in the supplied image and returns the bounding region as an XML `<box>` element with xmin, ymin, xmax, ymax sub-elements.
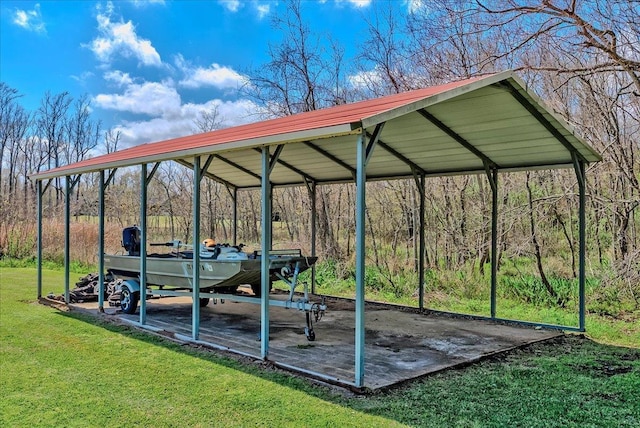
<box><xmin>105</xmin><ymin>226</ymin><xmax>316</xmax><ymax>293</ymax></box>
<box><xmin>106</xmin><ymin>227</ymin><xmax>323</xmax><ymax>340</ymax></box>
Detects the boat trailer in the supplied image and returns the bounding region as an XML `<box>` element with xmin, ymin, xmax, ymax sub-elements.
<box><xmin>113</xmin><ymin>260</ymin><xmax>326</xmax><ymax>341</ymax></box>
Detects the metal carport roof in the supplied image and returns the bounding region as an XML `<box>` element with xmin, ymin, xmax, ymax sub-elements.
<box><xmin>33</xmin><ymin>69</ymin><xmax>601</xmax><ymax>390</ymax></box>
<box><xmin>31</xmin><ymin>70</ymin><xmax>601</xmax><ymax>185</ymax></box>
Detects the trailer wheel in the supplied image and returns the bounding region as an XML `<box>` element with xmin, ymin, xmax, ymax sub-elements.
<box><xmin>200</xmin><ymin>297</ymin><xmax>210</xmax><ymax>307</ymax></box>
<box><xmin>120</xmin><ymin>285</ymin><xmax>139</xmax><ymax>314</ymax></box>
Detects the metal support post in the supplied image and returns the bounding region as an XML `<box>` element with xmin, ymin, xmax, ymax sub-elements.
<box><xmin>232</xmin><ymin>188</ymin><xmax>238</xmax><ymax>246</ymax></box>
<box><xmin>418</xmin><ymin>174</ymin><xmax>425</xmax><ymax>312</ymax></box>
<box><xmin>64</xmin><ymin>176</ymin><xmax>71</xmax><ymax>303</ymax></box>
<box><xmin>310</xmin><ymin>181</ymin><xmax>317</xmax><ymax>295</ymax></box>
<box><xmin>261</xmin><ymin>147</ymin><xmax>272</xmax><ymax>359</ymax></box>
<box><xmin>139</xmin><ymin>164</ymin><xmax>148</xmax><ymax>325</ymax></box>
<box><xmin>488</xmin><ymin>168</ymin><xmax>498</xmax><ymax>318</ymax></box>
<box><xmin>269</xmin><ymin>186</ymin><xmax>274</xmax><ymax>248</ymax></box>
<box><xmin>355</xmin><ymin>131</ymin><xmax>367</xmax><ymax>387</ymax></box>
<box><xmin>98</xmin><ymin>170</ymin><xmax>106</xmax><ymax>312</ymax></box>
<box><xmin>574</xmin><ymin>157</ymin><xmax>586</xmax><ymax>331</ymax></box>
<box><xmin>192</xmin><ymin>156</ymin><xmax>201</xmax><ymax>340</ymax></box>
<box><xmin>36</xmin><ymin>180</ymin><xmax>43</xmax><ymax>299</ymax></box>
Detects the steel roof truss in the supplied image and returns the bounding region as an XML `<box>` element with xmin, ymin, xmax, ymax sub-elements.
<box><xmin>145</xmin><ymin>162</ymin><xmax>160</xmax><ymax>186</ymax></box>
<box><xmin>411</xmin><ymin>168</ymin><xmax>426</xmax><ymax>199</ymax></box>
<box><xmin>214</xmin><ymin>154</ymin><xmax>262</xmax><ymax>182</ymax></box>
<box><xmin>42</xmin><ymin>178</ymin><xmax>52</xmax><ymax>194</ymax></box>
<box><xmin>374</xmin><ymin>137</ymin><xmax>427</xmax><ymax>176</ymax></box>
<box><xmin>105</xmin><ymin>168</ymin><xmax>118</xmax><ymax>187</ymax></box>
<box><xmin>497</xmin><ymin>80</ymin><xmax>587</xmax><ymax>163</ymax></box>
<box><xmin>175</xmin><ymin>159</ymin><xmax>237</xmax><ymax>190</ymax></box>
<box><xmin>303</xmin><ymin>141</ymin><xmax>356</xmax><ymax>179</ymax></box>
<box><xmin>200</xmin><ymin>155</ymin><xmax>215</xmax><ymax>180</ymax></box>
<box><xmin>252</xmin><ymin>147</ymin><xmax>317</xmax><ymax>184</ymax></box>
<box><xmin>365</xmin><ymin>123</ymin><xmax>385</xmax><ymax>167</ymax></box>
<box><xmin>268</xmin><ymin>145</ymin><xmax>284</xmax><ymax>175</ymax></box>
<box><xmin>417</xmin><ymin>108</ymin><xmax>499</xmax><ymax>169</ymax></box>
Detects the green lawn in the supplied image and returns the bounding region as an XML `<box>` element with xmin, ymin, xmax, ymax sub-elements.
<box><xmin>1</xmin><ymin>266</ymin><xmax>639</xmax><ymax>427</ymax></box>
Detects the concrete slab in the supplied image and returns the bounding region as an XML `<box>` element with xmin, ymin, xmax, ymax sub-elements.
<box><xmin>71</xmin><ymin>292</ymin><xmax>561</xmax><ymax>391</ymax></box>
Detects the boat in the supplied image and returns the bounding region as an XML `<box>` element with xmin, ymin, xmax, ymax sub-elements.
<box><xmin>105</xmin><ymin>226</ymin><xmax>318</xmax><ymax>312</ymax></box>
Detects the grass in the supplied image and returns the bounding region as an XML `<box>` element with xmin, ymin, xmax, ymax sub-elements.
<box><xmin>0</xmin><ymin>267</ymin><xmax>400</xmax><ymax>427</ymax></box>
<box><xmin>2</xmin><ymin>266</ymin><xmax>639</xmax><ymax>427</ymax></box>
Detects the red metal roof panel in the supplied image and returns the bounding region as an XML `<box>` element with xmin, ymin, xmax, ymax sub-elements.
<box><xmin>31</xmin><ymin>75</ymin><xmax>490</xmax><ymax>179</ymax></box>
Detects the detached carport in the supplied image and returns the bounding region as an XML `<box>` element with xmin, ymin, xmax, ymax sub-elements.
<box><xmin>32</xmin><ymin>70</ymin><xmax>600</xmax><ymax>389</ymax></box>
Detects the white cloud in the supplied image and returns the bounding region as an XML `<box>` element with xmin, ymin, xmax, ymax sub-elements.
<box><xmin>177</xmin><ymin>57</ymin><xmax>249</xmax><ymax>90</ymax></box>
<box><xmin>217</xmin><ymin>0</ymin><xmax>271</xmax><ymax>18</ymax></box>
<box><xmin>130</xmin><ymin>0</ymin><xmax>166</xmax><ymax>7</ymax></box>
<box><xmin>405</xmin><ymin>0</ymin><xmax>425</xmax><ymax>14</ymax></box>
<box><xmin>336</xmin><ymin>0</ymin><xmax>371</xmax><ymax>8</ymax></box>
<box><xmin>256</xmin><ymin>3</ymin><xmax>271</xmax><ymax>19</ymax></box>
<box><xmin>104</xmin><ymin>70</ymin><xmax>134</xmax><ymax>86</ymax></box>
<box><xmin>348</xmin><ymin>69</ymin><xmax>384</xmax><ymax>89</ymax></box>
<box><xmin>88</xmin><ymin>2</ymin><xmax>162</xmax><ymax>67</ymax></box>
<box><xmin>112</xmin><ymin>99</ymin><xmax>259</xmax><ymax>147</ymax></box>
<box><xmin>218</xmin><ymin>0</ymin><xmax>241</xmax><ymax>12</ymax></box>
<box><xmin>70</xmin><ymin>71</ymin><xmax>95</xmax><ymax>84</ymax></box>
<box><xmin>94</xmin><ymin>75</ymin><xmax>259</xmax><ymax>146</ymax></box>
<box><xmin>13</xmin><ymin>4</ymin><xmax>46</xmax><ymax>33</ymax></box>
<box><xmin>95</xmin><ymin>80</ymin><xmax>181</xmax><ymax>116</ymax></box>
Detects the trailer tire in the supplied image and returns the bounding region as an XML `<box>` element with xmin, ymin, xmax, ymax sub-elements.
<box><xmin>120</xmin><ymin>285</ymin><xmax>139</xmax><ymax>314</ymax></box>
<box><xmin>200</xmin><ymin>297</ymin><xmax>210</xmax><ymax>307</ymax></box>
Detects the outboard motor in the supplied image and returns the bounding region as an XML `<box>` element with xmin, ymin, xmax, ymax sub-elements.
<box><xmin>122</xmin><ymin>226</ymin><xmax>141</xmax><ymax>256</ymax></box>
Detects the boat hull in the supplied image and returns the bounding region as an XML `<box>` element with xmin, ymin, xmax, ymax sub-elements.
<box><xmin>104</xmin><ymin>254</ymin><xmax>317</xmax><ymax>291</ymax></box>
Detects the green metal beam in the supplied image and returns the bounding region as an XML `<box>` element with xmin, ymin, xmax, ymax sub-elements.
<box><xmin>98</xmin><ymin>170</ymin><xmax>106</xmax><ymax>312</ymax></box>
<box><xmin>192</xmin><ymin>156</ymin><xmax>201</xmax><ymax>340</ymax></box>
<box><xmin>36</xmin><ymin>180</ymin><xmax>43</xmax><ymax>299</ymax></box>
<box><xmin>417</xmin><ymin>109</ymin><xmax>499</xmax><ymax>169</ymax></box>
<box><xmin>303</xmin><ymin>141</ymin><xmax>356</xmax><ymax>178</ymax></box>
<box><xmin>498</xmin><ymin>80</ymin><xmax>588</xmax><ymax>164</ymax></box>
<box><xmin>260</xmin><ymin>147</ymin><xmax>273</xmax><ymax>359</ymax></box>
<box><xmin>573</xmin><ymin>153</ymin><xmax>586</xmax><ymax>331</ymax></box>
<box><xmin>355</xmin><ymin>131</ymin><xmax>366</xmax><ymax>387</ymax></box>
<box><xmin>139</xmin><ymin>163</ymin><xmax>148</xmax><ymax>325</ymax></box>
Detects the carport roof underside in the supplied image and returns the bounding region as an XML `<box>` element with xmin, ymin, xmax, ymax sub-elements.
<box><xmin>32</xmin><ymin>71</ymin><xmax>601</xmax><ymax>185</ymax></box>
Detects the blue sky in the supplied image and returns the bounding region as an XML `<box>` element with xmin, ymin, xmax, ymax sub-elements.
<box><xmin>1</xmin><ymin>0</ymin><xmax>414</xmax><ymax>149</ymax></box>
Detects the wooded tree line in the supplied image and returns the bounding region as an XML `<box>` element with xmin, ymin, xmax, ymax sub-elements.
<box><xmin>1</xmin><ymin>1</ymin><xmax>638</xmax><ymax>307</ymax></box>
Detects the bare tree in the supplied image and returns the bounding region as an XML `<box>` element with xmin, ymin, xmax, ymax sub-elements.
<box><xmin>476</xmin><ymin>0</ymin><xmax>640</xmax><ymax>93</ymax></box>
<box><xmin>36</xmin><ymin>91</ymin><xmax>71</xmax><ymax>201</ymax></box>
<box><xmin>193</xmin><ymin>105</ymin><xmax>223</xmax><ymax>134</ymax></box>
<box><xmin>104</xmin><ymin>128</ymin><xmax>121</xmax><ymax>154</ymax></box>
